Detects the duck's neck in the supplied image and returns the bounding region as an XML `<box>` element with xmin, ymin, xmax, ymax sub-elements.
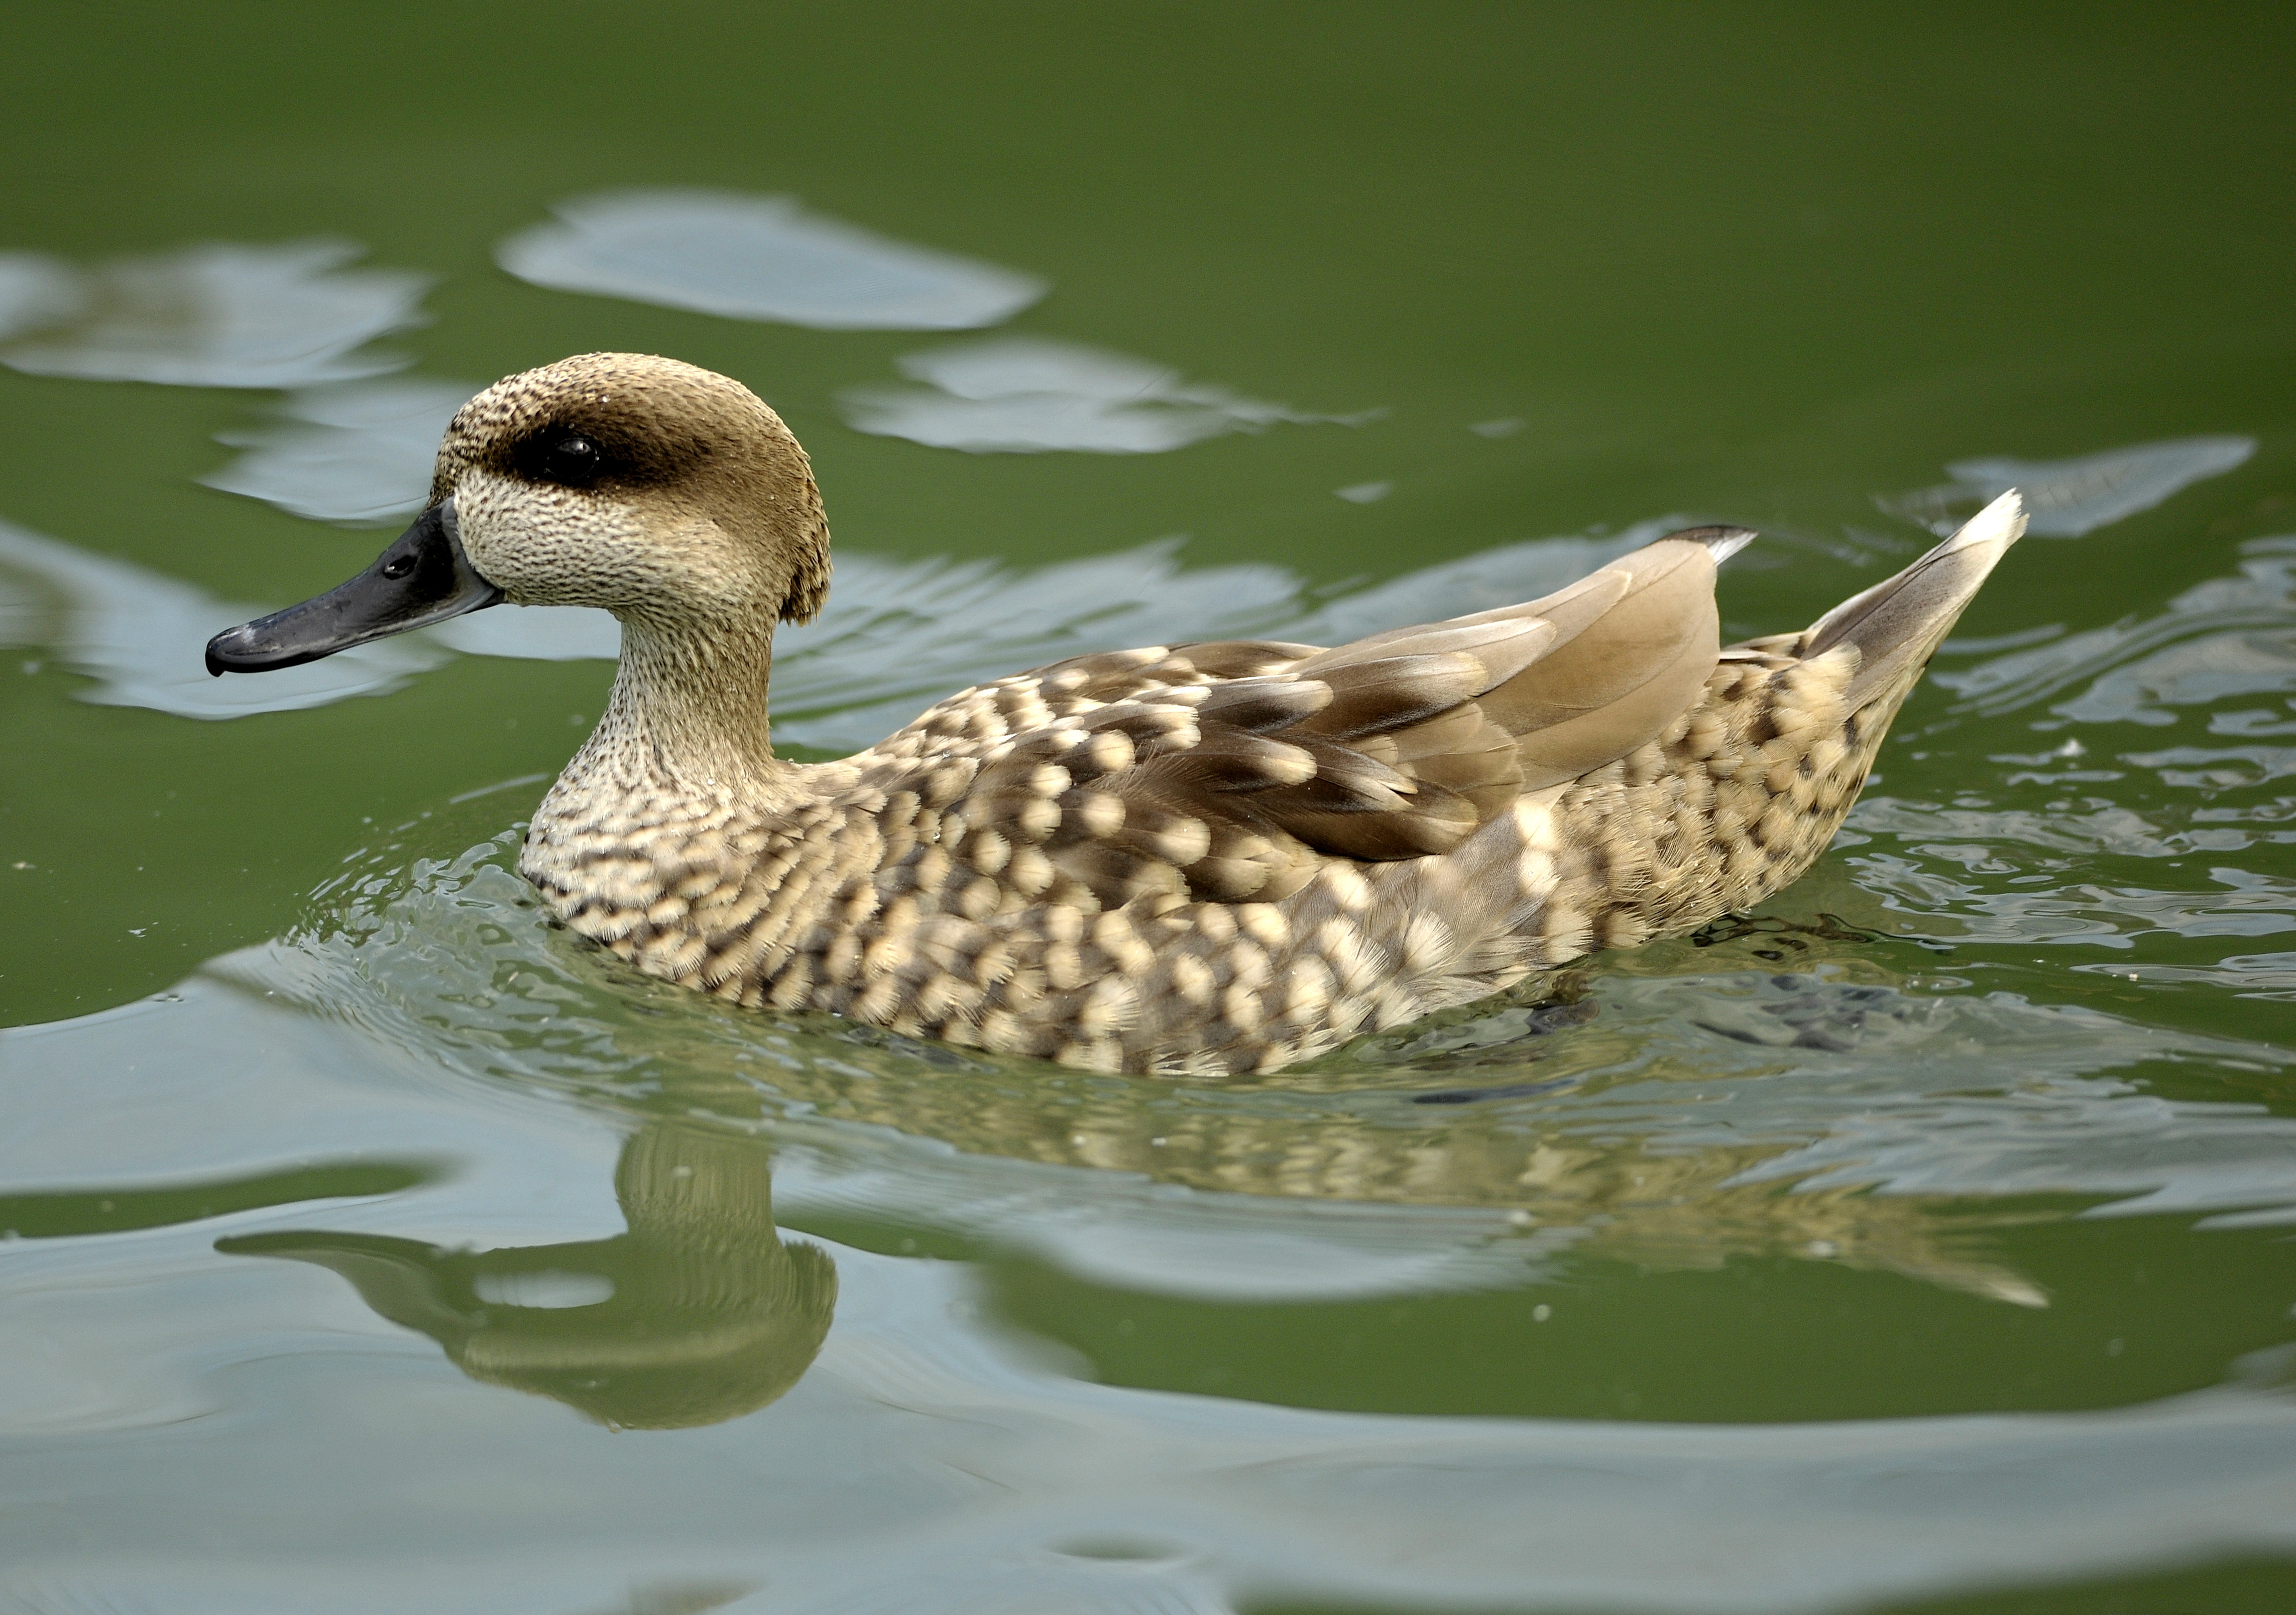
<box><xmin>572</xmin><ymin>612</ymin><xmax>795</xmax><ymax>806</ymax></box>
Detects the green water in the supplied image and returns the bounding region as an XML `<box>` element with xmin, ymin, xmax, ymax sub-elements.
<box><xmin>3</xmin><ymin>6</ymin><xmax>2294</xmax><ymax>1611</ymax></box>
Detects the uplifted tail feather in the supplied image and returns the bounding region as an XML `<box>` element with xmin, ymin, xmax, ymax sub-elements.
<box><xmin>1803</xmin><ymin>489</ymin><xmax>2026</xmax><ymax>708</ymax></box>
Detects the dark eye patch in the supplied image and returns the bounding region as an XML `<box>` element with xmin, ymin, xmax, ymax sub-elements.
<box><xmin>513</xmin><ymin>425</ymin><xmax>618</xmax><ymax>489</ymax></box>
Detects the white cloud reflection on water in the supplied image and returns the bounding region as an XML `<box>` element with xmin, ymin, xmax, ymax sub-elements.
<box><xmin>1880</xmin><ymin>434</ymin><xmax>2255</xmax><ymax>538</ymax></box>
<box><xmin>839</xmin><ymin>335</ymin><xmax>1374</xmax><ymax>453</ymax></box>
<box><xmin>0</xmin><ymin>253</ymin><xmax>86</xmax><ymax>341</ymax></box>
<box><xmin>0</xmin><ymin>519</ymin><xmax>442</xmax><ymax>719</ymax></box>
<box><xmin>0</xmin><ymin>241</ymin><xmax>429</xmax><ymax>389</ymax></box>
<box><xmin>498</xmin><ymin>190</ymin><xmax>1047</xmax><ymax>331</ymax></box>
<box><xmin>202</xmin><ymin>378</ymin><xmax>479</xmax><ymax>525</ymax></box>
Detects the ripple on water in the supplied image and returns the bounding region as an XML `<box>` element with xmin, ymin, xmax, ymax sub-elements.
<box><xmin>195</xmin><ymin>837</ymin><xmax>2289</xmax><ymax>1309</ymax></box>
<box><xmin>0</xmin><ymin>517</ymin><xmax>443</xmax><ymax>718</ymax></box>
<box><xmin>1825</xmin><ymin>532</ymin><xmax>2296</xmax><ymax>965</ymax></box>
<box><xmin>0</xmin><ymin>253</ymin><xmax>84</xmax><ymax>340</ymax></box>
<box><xmin>838</xmin><ymin>334</ymin><xmax>1373</xmax><ymax>454</ymax></box>
<box><xmin>1838</xmin><ymin>843</ymin><xmax>2296</xmax><ymax>949</ymax></box>
<box><xmin>202</xmin><ymin>377</ymin><xmax>479</xmax><ymax>525</ymax></box>
<box><xmin>0</xmin><ymin>240</ymin><xmax>428</xmax><ymax>388</ymax></box>
<box><xmin>1932</xmin><ymin>536</ymin><xmax>2296</xmax><ymax>721</ymax></box>
<box><xmin>496</xmin><ymin>189</ymin><xmax>1047</xmax><ymax>330</ymax></box>
<box><xmin>2081</xmin><ymin>951</ymin><xmax>2296</xmax><ymax>1004</ymax></box>
<box><xmin>2130</xmin><ymin>745</ymin><xmax>2296</xmax><ymax>788</ymax></box>
<box><xmin>1879</xmin><ymin>434</ymin><xmax>2255</xmax><ymax>538</ymax></box>
<box><xmin>6</xmin><ymin>823</ymin><xmax>2296</xmax><ymax>1608</ymax></box>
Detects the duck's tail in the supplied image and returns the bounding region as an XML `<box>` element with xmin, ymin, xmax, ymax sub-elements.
<box><xmin>1801</xmin><ymin>489</ymin><xmax>2027</xmax><ymax>709</ymax></box>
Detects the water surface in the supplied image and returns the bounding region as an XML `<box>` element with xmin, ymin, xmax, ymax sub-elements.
<box><xmin>2</xmin><ymin>6</ymin><xmax>2293</xmax><ymax>1611</ymax></box>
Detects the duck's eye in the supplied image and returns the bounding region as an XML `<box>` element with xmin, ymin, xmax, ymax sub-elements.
<box><xmin>523</xmin><ymin>430</ymin><xmax>609</xmax><ymax>488</ymax></box>
<box><xmin>381</xmin><ymin>554</ymin><xmax>415</xmax><ymax>580</ymax></box>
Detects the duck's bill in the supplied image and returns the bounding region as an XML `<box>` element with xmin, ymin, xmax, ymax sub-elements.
<box><xmin>204</xmin><ymin>499</ymin><xmax>503</xmax><ymax>676</ymax></box>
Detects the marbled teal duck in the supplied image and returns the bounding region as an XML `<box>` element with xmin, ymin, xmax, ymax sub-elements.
<box><xmin>207</xmin><ymin>353</ymin><xmax>2026</xmax><ymax>1075</ymax></box>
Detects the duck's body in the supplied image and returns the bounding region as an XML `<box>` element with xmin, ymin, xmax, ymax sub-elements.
<box><xmin>208</xmin><ymin>354</ymin><xmax>2026</xmax><ymax>1076</ymax></box>
<box><xmin>521</xmin><ymin>593</ymin><xmax>1939</xmax><ymax>1077</ymax></box>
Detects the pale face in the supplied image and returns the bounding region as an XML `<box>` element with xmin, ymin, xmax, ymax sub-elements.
<box><xmin>433</xmin><ymin>352</ymin><xmax>832</xmax><ymax>630</ymax></box>
<box><xmin>451</xmin><ymin>464</ymin><xmax>750</xmax><ymax>621</ymax></box>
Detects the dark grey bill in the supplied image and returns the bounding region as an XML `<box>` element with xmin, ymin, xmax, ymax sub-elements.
<box><xmin>204</xmin><ymin>500</ymin><xmax>502</xmax><ymax>676</ymax></box>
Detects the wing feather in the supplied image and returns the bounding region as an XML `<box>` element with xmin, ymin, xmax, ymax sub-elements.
<box><xmin>888</xmin><ymin>526</ymin><xmax>1748</xmax><ymax>907</ymax></box>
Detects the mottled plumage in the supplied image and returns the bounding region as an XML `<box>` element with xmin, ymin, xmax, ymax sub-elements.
<box><xmin>216</xmin><ymin>353</ymin><xmax>2029</xmax><ymax>1075</ymax></box>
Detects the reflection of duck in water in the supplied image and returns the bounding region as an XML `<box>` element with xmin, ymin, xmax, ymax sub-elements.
<box><xmin>797</xmin><ymin>988</ymin><xmax>2051</xmax><ymax>1306</ymax></box>
<box><xmin>206</xmin><ymin>352</ymin><xmax>2027</xmax><ymax>1077</ymax></box>
<box><xmin>479</xmin><ymin>937</ymin><xmax>2051</xmax><ymax>1308</ymax></box>
<box><xmin>220</xmin><ymin>1121</ymin><xmax>835</xmax><ymax>1429</ymax></box>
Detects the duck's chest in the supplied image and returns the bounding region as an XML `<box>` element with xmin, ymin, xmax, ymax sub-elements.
<box><xmin>519</xmin><ymin>769</ymin><xmax>899</xmax><ymax>993</ymax></box>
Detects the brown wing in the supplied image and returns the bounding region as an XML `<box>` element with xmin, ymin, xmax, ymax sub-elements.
<box><xmin>895</xmin><ymin>527</ymin><xmax>1748</xmax><ymax>909</ymax></box>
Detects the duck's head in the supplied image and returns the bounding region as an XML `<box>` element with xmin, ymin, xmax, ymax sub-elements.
<box><xmin>205</xmin><ymin>353</ymin><xmax>830</xmax><ymax>675</ymax></box>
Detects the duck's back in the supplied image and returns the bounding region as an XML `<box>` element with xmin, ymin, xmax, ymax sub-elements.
<box><xmin>523</xmin><ymin>494</ymin><xmax>2025</xmax><ymax>1075</ymax></box>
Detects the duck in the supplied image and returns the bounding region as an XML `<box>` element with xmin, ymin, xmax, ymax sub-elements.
<box><xmin>206</xmin><ymin>352</ymin><xmax>2027</xmax><ymax>1077</ymax></box>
